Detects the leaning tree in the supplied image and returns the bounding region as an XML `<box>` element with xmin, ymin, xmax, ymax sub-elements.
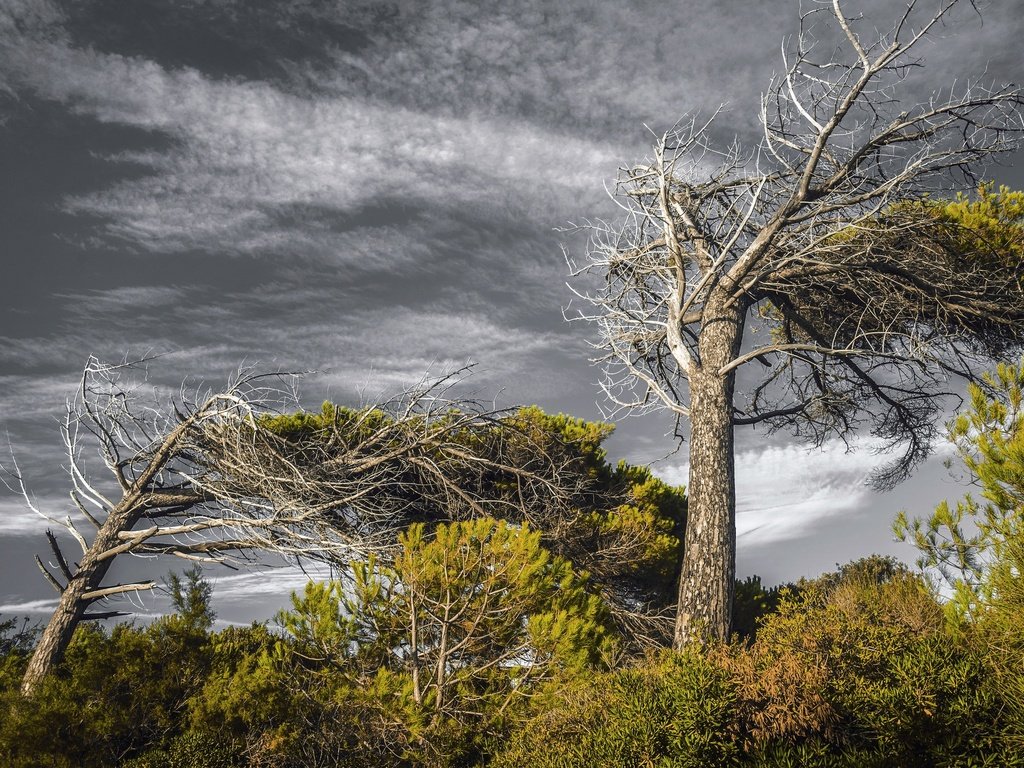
<box><xmin>9</xmin><ymin>358</ymin><xmax>675</xmax><ymax>695</ymax></box>
<box><xmin>568</xmin><ymin>0</ymin><xmax>1024</xmax><ymax>646</ymax></box>
<box><xmin>8</xmin><ymin>359</ymin><xmax>601</xmax><ymax>695</ymax></box>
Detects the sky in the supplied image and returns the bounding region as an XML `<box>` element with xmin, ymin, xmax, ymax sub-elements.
<box><xmin>1</xmin><ymin>0</ymin><xmax>1022</xmax><ymax>628</ymax></box>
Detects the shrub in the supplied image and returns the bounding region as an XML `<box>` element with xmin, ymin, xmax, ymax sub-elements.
<box><xmin>0</xmin><ymin>615</ymin><xmax>213</xmax><ymax>768</ymax></box>
<box><xmin>493</xmin><ymin>650</ymin><xmax>742</xmax><ymax>768</ymax></box>
<box><xmin>275</xmin><ymin>518</ymin><xmax>616</xmax><ymax>766</ymax></box>
<box><xmin>495</xmin><ymin>557</ymin><xmax>1024</xmax><ymax>768</ymax></box>
<box><xmin>729</xmin><ymin>569</ymin><xmax>1015</xmax><ymax>766</ymax></box>
<box><xmin>732</xmin><ymin>575</ymin><xmax>787</xmax><ymax>642</ymax></box>
<box><xmin>121</xmin><ymin>731</ymin><xmax>242</xmax><ymax>768</ymax></box>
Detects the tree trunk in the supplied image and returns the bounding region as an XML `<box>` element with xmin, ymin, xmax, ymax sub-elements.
<box><xmin>21</xmin><ymin>505</ymin><xmax>139</xmax><ymax>696</ymax></box>
<box><xmin>674</xmin><ymin>296</ymin><xmax>743</xmax><ymax>648</ymax></box>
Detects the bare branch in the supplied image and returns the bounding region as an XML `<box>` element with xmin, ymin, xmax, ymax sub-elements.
<box><xmin>18</xmin><ymin>359</ymin><xmax>647</xmax><ymax>691</ymax></box>
<box><xmin>568</xmin><ymin>0</ymin><xmax>1024</xmax><ymax>645</ymax></box>
<box><xmin>34</xmin><ymin>556</ymin><xmax>64</xmax><ymax>594</ymax></box>
<box><xmin>44</xmin><ymin>530</ymin><xmax>73</xmax><ymax>583</ymax></box>
<box><xmin>81</xmin><ymin>582</ymin><xmax>156</xmax><ymax>602</ymax></box>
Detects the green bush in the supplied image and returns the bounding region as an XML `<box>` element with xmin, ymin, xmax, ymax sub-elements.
<box><xmin>272</xmin><ymin>517</ymin><xmax>616</xmax><ymax>767</ymax></box>
<box><xmin>495</xmin><ymin>560</ymin><xmax>1024</xmax><ymax>768</ymax></box>
<box><xmin>185</xmin><ymin>622</ymin><xmax>400</xmax><ymax>768</ymax></box>
<box><xmin>122</xmin><ymin>732</ymin><xmax>242</xmax><ymax>768</ymax></box>
<box><xmin>0</xmin><ymin>567</ymin><xmax>216</xmax><ymax>768</ymax></box>
<box><xmin>733</xmin><ymin>572</ymin><xmax>1008</xmax><ymax>765</ymax></box>
<box><xmin>493</xmin><ymin>650</ymin><xmax>742</xmax><ymax>768</ymax></box>
<box><xmin>0</xmin><ymin>615</ymin><xmax>213</xmax><ymax>768</ymax></box>
<box><xmin>732</xmin><ymin>575</ymin><xmax>787</xmax><ymax>642</ymax></box>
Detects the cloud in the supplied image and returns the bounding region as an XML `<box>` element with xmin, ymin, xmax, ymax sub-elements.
<box><xmin>4</xmin><ymin>0</ymin><xmax>1021</xmax><ymax>263</ymax></box>
<box><xmin>207</xmin><ymin>564</ymin><xmax>334</xmax><ymax>600</ymax></box>
<box><xmin>0</xmin><ymin>373</ymin><xmax>81</xmax><ymax>419</ymax></box>
<box><xmin>0</xmin><ymin>0</ymin><xmax>816</xmax><ymax>263</ymax></box>
<box><xmin>0</xmin><ymin>496</ymin><xmax>62</xmax><ymax>536</ymax></box>
<box><xmin>1</xmin><ymin>37</ymin><xmax>623</xmax><ymax>260</ymax></box>
<box><xmin>732</xmin><ymin>442</ymin><xmax>886</xmax><ymax>544</ymax></box>
<box><xmin>1</xmin><ymin>280</ymin><xmax>586</xmax><ymax>411</ymax></box>
<box><xmin>53</xmin><ymin>285</ymin><xmax>190</xmax><ymax>313</ymax></box>
<box><xmin>656</xmin><ymin>438</ymin><xmax>896</xmax><ymax>546</ymax></box>
<box><xmin>0</xmin><ymin>0</ymin><xmax>66</xmax><ymax>43</ymax></box>
<box><xmin>0</xmin><ymin>598</ymin><xmax>59</xmax><ymax>615</ymax></box>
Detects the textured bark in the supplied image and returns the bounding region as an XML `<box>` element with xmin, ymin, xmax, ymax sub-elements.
<box><xmin>20</xmin><ymin>505</ymin><xmax>140</xmax><ymax>696</ymax></box>
<box><xmin>673</xmin><ymin>295</ymin><xmax>743</xmax><ymax>647</ymax></box>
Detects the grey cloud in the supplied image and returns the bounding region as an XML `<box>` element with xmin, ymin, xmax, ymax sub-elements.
<box><xmin>0</xmin><ymin>498</ymin><xmax>43</xmax><ymax>537</ymax></box>
<box><xmin>3</xmin><ymin>0</ymin><xmax>1022</xmax><ymax>618</ymax></box>
<box><xmin>0</xmin><ymin>1</ymin><xmax>782</xmax><ymax>264</ymax></box>
<box><xmin>1</xmin><ymin>283</ymin><xmax>588</xmax><ymax>421</ymax></box>
<box><xmin>5</xmin><ymin>0</ymin><xmax>1019</xmax><ymax>262</ymax></box>
<box><xmin>0</xmin><ymin>598</ymin><xmax>60</xmax><ymax>615</ymax></box>
<box><xmin>0</xmin><ymin>374</ymin><xmax>82</xmax><ymax>416</ymax></box>
<box><xmin>60</xmin><ymin>0</ymin><xmax>371</xmax><ymax>86</ymax></box>
<box><xmin>657</xmin><ymin>437</ymin><xmax>905</xmax><ymax>546</ymax></box>
<box><xmin>654</xmin><ymin>436</ymin><xmax>966</xmax><ymax>584</ymax></box>
<box><xmin>0</xmin><ymin>35</ymin><xmax>623</xmax><ymax>256</ymax></box>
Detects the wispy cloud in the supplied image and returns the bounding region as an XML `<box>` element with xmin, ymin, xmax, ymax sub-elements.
<box><xmin>208</xmin><ymin>564</ymin><xmax>334</xmax><ymax>600</ymax></box>
<box><xmin>657</xmin><ymin>439</ymin><xmax>893</xmax><ymax>546</ymax></box>
<box><xmin>54</xmin><ymin>285</ymin><xmax>190</xmax><ymax>313</ymax></box>
<box><xmin>4</xmin><ymin>0</ymin><xmax>1020</xmax><ymax>262</ymax></box>
<box><xmin>0</xmin><ymin>0</ymin><xmax>800</xmax><ymax>262</ymax></box>
<box><xmin>0</xmin><ymin>284</ymin><xmax>585</xmax><ymax>410</ymax></box>
<box><xmin>0</xmin><ymin>598</ymin><xmax>59</xmax><ymax>615</ymax></box>
<box><xmin>0</xmin><ymin>495</ymin><xmax>64</xmax><ymax>536</ymax></box>
<box><xmin>2</xmin><ymin>37</ymin><xmax>622</xmax><ymax>259</ymax></box>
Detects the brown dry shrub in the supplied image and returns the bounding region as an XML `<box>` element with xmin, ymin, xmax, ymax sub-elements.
<box><xmin>712</xmin><ymin>641</ymin><xmax>835</xmax><ymax>746</ymax></box>
<box><xmin>718</xmin><ymin>571</ymin><xmax>946</xmax><ymax>751</ymax></box>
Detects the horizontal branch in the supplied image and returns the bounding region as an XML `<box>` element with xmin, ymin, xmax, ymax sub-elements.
<box><xmin>732</xmin><ymin>401</ymin><xmax>812</xmax><ymax>426</ymax></box>
<box><xmin>82</xmin><ymin>581</ymin><xmax>156</xmax><ymax>602</ymax></box>
<box><xmin>719</xmin><ymin>343</ymin><xmax>870</xmax><ymax>376</ymax></box>
<box><xmin>80</xmin><ymin>611</ymin><xmax>131</xmax><ymax>621</ymax></box>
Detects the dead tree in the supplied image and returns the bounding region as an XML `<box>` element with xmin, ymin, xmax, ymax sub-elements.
<box><xmin>8</xmin><ymin>359</ymin><xmax>317</xmax><ymax>695</ymax></box>
<box><xmin>568</xmin><ymin>0</ymin><xmax>1024</xmax><ymax>646</ymax></box>
<box><xmin>10</xmin><ymin>359</ymin><xmax>625</xmax><ymax>695</ymax></box>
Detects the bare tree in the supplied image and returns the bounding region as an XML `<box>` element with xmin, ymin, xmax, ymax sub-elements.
<box><xmin>7</xmin><ymin>358</ymin><xmax>320</xmax><ymax>695</ymax></box>
<box><xmin>568</xmin><ymin>0</ymin><xmax>1024</xmax><ymax>646</ymax></box>
<box><xmin>9</xmin><ymin>359</ymin><xmax>645</xmax><ymax>695</ymax></box>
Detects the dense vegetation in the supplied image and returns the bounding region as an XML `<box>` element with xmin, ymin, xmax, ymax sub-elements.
<box><xmin>3</xmin><ymin>365</ymin><xmax>1024</xmax><ymax>766</ymax></box>
<box><xmin>260</xmin><ymin>404</ymin><xmax>688</xmax><ymax>647</ymax></box>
